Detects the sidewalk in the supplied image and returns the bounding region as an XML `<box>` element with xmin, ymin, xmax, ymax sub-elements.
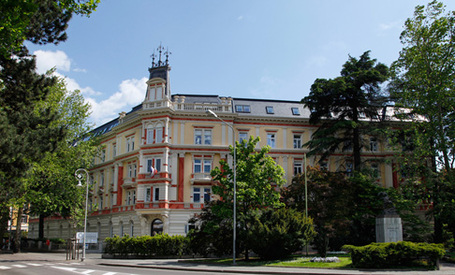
<box><xmin>1</xmin><ymin>252</ymin><xmax>455</xmax><ymax>275</ymax></box>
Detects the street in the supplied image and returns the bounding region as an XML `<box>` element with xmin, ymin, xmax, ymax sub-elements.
<box><xmin>0</xmin><ymin>252</ymin><xmax>251</xmax><ymax>275</ymax></box>
<box><xmin>0</xmin><ymin>260</ymin><xmax>230</xmax><ymax>275</ymax></box>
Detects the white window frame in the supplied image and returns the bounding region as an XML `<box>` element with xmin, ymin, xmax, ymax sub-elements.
<box><xmin>194</xmin><ymin>129</ymin><xmax>212</xmax><ymax>145</ymax></box>
<box><xmin>370</xmin><ymin>137</ymin><xmax>378</xmax><ymax>152</ymax></box>
<box><xmin>239</xmin><ymin>132</ymin><xmax>248</xmax><ymax>143</ymax></box>
<box><xmin>293</xmin><ymin>134</ymin><xmax>302</xmax><ymax>149</ymax></box>
<box><xmin>145</xmin><ymin>187</ymin><xmax>152</xmax><ymax>202</ymax></box>
<box><xmin>154</xmin><ymin>187</ymin><xmax>160</xmax><ymax>202</ymax></box>
<box><xmin>126</xmin><ymin>136</ymin><xmax>135</xmax><ymax>152</ymax></box>
<box><xmin>193</xmin><ymin>157</ymin><xmax>212</xmax><ymax>174</ymax></box>
<box><xmin>147</xmin><ymin>158</ymin><xmax>162</xmax><ymax>174</ymax></box>
<box><xmin>193</xmin><ymin>187</ymin><xmax>211</xmax><ymax>203</ymax></box>
<box><xmin>267</xmin><ymin>133</ymin><xmax>276</xmax><ymax>148</ymax></box>
<box><xmin>293</xmin><ymin>160</ymin><xmax>303</xmax><ymax>175</ymax></box>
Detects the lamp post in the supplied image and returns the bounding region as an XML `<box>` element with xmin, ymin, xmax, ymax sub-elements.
<box><xmin>304</xmin><ymin>153</ymin><xmax>308</xmax><ymax>255</ymax></box>
<box><xmin>75</xmin><ymin>168</ymin><xmax>89</xmax><ymax>262</ymax></box>
<box><xmin>206</xmin><ymin>109</ymin><xmax>237</xmax><ymax>265</ymax></box>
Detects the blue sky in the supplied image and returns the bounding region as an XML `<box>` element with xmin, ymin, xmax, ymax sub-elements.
<box><xmin>26</xmin><ymin>0</ymin><xmax>455</xmax><ymax>126</ymax></box>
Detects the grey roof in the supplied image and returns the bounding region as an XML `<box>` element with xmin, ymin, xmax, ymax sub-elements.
<box><xmin>232</xmin><ymin>97</ymin><xmax>311</xmax><ymax>119</ymax></box>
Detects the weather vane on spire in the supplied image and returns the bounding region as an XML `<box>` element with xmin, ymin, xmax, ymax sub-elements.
<box><xmin>150</xmin><ymin>43</ymin><xmax>170</xmax><ymax>68</ymax></box>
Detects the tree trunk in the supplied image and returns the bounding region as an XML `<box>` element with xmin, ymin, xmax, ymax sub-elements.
<box><xmin>353</xmin><ymin>126</ymin><xmax>361</xmax><ymax>171</ymax></box>
<box><xmin>13</xmin><ymin>206</ymin><xmax>22</xmax><ymax>253</ymax></box>
<box><xmin>0</xmin><ymin>203</ymin><xmax>9</xmax><ymax>250</ymax></box>
<box><xmin>39</xmin><ymin>214</ymin><xmax>45</xmax><ymax>239</ymax></box>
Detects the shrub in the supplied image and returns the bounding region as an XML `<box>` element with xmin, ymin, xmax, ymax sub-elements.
<box><xmin>248</xmin><ymin>208</ymin><xmax>316</xmax><ymax>260</ymax></box>
<box><xmin>343</xmin><ymin>241</ymin><xmax>445</xmax><ymax>269</ymax></box>
<box><xmin>104</xmin><ymin>234</ymin><xmax>190</xmax><ymax>258</ymax></box>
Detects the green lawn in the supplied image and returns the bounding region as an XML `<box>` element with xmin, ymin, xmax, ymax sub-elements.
<box><xmin>190</xmin><ymin>254</ymin><xmax>353</xmax><ymax>269</ymax></box>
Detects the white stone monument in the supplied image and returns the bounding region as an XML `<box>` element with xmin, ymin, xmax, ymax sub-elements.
<box><xmin>375</xmin><ymin>192</ymin><xmax>403</xmax><ymax>243</ymax></box>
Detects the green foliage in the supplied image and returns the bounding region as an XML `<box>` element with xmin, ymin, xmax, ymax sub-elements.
<box><xmin>390</xmin><ymin>0</ymin><xmax>455</xmax><ymax>243</ymax></box>
<box><xmin>248</xmin><ymin>208</ymin><xmax>315</xmax><ymax>260</ymax></box>
<box><xmin>282</xmin><ymin>168</ymin><xmax>388</xmax><ymax>257</ymax></box>
<box><xmin>206</xmin><ymin>136</ymin><xmax>286</xmax><ymax>259</ymax></box>
<box><xmin>343</xmin><ymin>242</ymin><xmax>445</xmax><ymax>269</ymax></box>
<box><xmin>0</xmin><ymin>0</ymin><xmax>99</xmax><ymax>57</ymax></box>
<box><xmin>188</xmin><ymin>200</ymin><xmax>233</xmax><ymax>257</ymax></box>
<box><xmin>104</xmin><ymin>234</ymin><xmax>190</xmax><ymax>258</ymax></box>
<box><xmin>302</xmin><ymin>51</ymin><xmax>389</xmax><ymax>170</ymax></box>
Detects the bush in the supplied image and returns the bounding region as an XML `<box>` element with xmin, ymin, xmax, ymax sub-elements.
<box><xmin>343</xmin><ymin>241</ymin><xmax>445</xmax><ymax>269</ymax></box>
<box><xmin>248</xmin><ymin>208</ymin><xmax>316</xmax><ymax>260</ymax></box>
<box><xmin>104</xmin><ymin>234</ymin><xmax>190</xmax><ymax>257</ymax></box>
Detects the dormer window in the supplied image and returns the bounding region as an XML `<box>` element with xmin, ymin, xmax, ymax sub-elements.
<box><xmin>235</xmin><ymin>105</ymin><xmax>251</xmax><ymax>113</ymax></box>
<box><xmin>291</xmin><ymin>107</ymin><xmax>300</xmax><ymax>115</ymax></box>
<box><xmin>266</xmin><ymin>106</ymin><xmax>274</xmax><ymax>114</ymax></box>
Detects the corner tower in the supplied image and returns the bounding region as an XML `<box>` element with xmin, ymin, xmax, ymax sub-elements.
<box><xmin>144</xmin><ymin>45</ymin><xmax>171</xmax><ymax>106</ymax></box>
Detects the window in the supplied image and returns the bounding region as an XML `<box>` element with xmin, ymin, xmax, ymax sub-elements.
<box><xmin>100</xmin><ymin>171</ymin><xmax>104</xmax><ymax>187</ymax></box>
<box><xmin>144</xmin><ymin>187</ymin><xmax>159</xmax><ymax>202</ymax></box>
<box><xmin>294</xmin><ymin>160</ymin><xmax>303</xmax><ymax>175</ymax></box>
<box><xmin>239</xmin><ymin>132</ymin><xmax>248</xmax><ymax>143</ymax></box>
<box><xmin>291</xmin><ymin>107</ymin><xmax>300</xmax><ymax>115</ymax></box>
<box><xmin>147</xmin><ymin>158</ymin><xmax>161</xmax><ymax>175</ymax></box>
<box><xmin>147</xmin><ymin>127</ymin><xmax>164</xmax><ymax>144</ymax></box>
<box><xmin>267</xmin><ymin>133</ymin><xmax>276</xmax><ymax>148</ymax></box>
<box><xmin>235</xmin><ymin>105</ymin><xmax>251</xmax><ymax>113</ymax></box>
<box><xmin>145</xmin><ymin>187</ymin><xmax>151</xmax><ymax>202</ymax></box>
<box><xmin>130</xmin><ymin>221</ymin><xmax>134</xmax><ymax>237</ymax></box>
<box><xmin>126</xmin><ymin>136</ymin><xmax>135</xmax><ymax>152</ymax></box>
<box><xmin>156</xmin><ymin>128</ymin><xmax>163</xmax><ymax>143</ymax></box>
<box><xmin>126</xmin><ymin>190</ymin><xmax>136</xmax><ymax>205</ymax></box>
<box><xmin>154</xmin><ymin>187</ymin><xmax>160</xmax><ymax>201</ymax></box>
<box><xmin>293</xmin><ymin>134</ymin><xmax>302</xmax><ymax>149</ymax></box>
<box><xmin>194</xmin><ymin>129</ymin><xmax>212</xmax><ymax>145</ymax></box>
<box><xmin>99</xmin><ymin>195</ymin><xmax>104</xmax><ymax>209</ymax></box>
<box><xmin>101</xmin><ymin>149</ymin><xmax>106</xmax><ymax>162</ymax></box>
<box><xmin>113</xmin><ymin>144</ymin><xmax>117</xmax><ymax>157</ymax></box>
<box><xmin>119</xmin><ymin>222</ymin><xmax>124</xmax><ymax>236</ymax></box>
<box><xmin>266</xmin><ymin>106</ymin><xmax>274</xmax><ymax>114</ymax></box>
<box><xmin>370</xmin><ymin>137</ymin><xmax>378</xmax><ymax>152</ymax></box>
<box><xmin>193</xmin><ymin>187</ymin><xmax>211</xmax><ymax>203</ymax></box>
<box><xmin>194</xmin><ymin>158</ymin><xmax>212</xmax><ymax>174</ymax></box>
<box><xmin>128</xmin><ymin>164</ymin><xmax>137</xmax><ymax>178</ymax></box>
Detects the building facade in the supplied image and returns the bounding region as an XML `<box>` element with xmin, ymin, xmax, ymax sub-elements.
<box><xmin>29</xmin><ymin>60</ymin><xmax>401</xmax><ymax>241</ymax></box>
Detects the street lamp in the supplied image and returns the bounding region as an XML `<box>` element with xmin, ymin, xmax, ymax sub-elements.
<box><xmin>206</xmin><ymin>109</ymin><xmax>237</xmax><ymax>265</ymax></box>
<box><xmin>75</xmin><ymin>168</ymin><xmax>89</xmax><ymax>262</ymax></box>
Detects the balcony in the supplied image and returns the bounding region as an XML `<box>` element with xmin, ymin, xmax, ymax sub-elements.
<box><xmin>123</xmin><ymin>178</ymin><xmax>136</xmax><ymax>188</ymax></box>
<box><xmin>190</xmin><ymin>173</ymin><xmax>212</xmax><ymax>184</ymax></box>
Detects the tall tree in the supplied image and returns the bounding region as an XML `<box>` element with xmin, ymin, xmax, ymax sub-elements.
<box><xmin>302</xmin><ymin>51</ymin><xmax>389</xmax><ymax>171</ymax></box>
<box><xmin>0</xmin><ymin>0</ymin><xmax>98</xmax><ymax>251</ymax></box>
<box><xmin>26</xmin><ymin>76</ymin><xmax>99</xmax><ymax>239</ymax></box>
<box><xmin>389</xmin><ymin>0</ymin><xmax>455</xmax><ymax>243</ymax></box>
<box><xmin>190</xmin><ymin>137</ymin><xmax>286</xmax><ymax>260</ymax></box>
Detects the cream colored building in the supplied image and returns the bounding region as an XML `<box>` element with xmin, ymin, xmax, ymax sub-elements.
<box><xmin>29</xmin><ymin>60</ymin><xmax>401</xmax><ymax>241</ymax></box>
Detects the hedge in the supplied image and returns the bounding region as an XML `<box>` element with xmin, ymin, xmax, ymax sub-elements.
<box><xmin>104</xmin><ymin>234</ymin><xmax>191</xmax><ymax>257</ymax></box>
<box><xmin>343</xmin><ymin>241</ymin><xmax>445</xmax><ymax>269</ymax></box>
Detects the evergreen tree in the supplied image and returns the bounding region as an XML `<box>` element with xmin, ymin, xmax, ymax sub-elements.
<box><xmin>302</xmin><ymin>51</ymin><xmax>389</xmax><ymax>171</ymax></box>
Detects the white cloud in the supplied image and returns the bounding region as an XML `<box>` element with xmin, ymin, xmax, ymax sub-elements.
<box><xmin>237</xmin><ymin>15</ymin><xmax>244</xmax><ymax>21</ymax></box>
<box><xmin>33</xmin><ymin>49</ymin><xmax>147</xmax><ymax>126</ymax></box>
<box><xmin>34</xmin><ymin>50</ymin><xmax>71</xmax><ymax>74</ymax></box>
<box><xmin>87</xmin><ymin>77</ymin><xmax>147</xmax><ymax>126</ymax></box>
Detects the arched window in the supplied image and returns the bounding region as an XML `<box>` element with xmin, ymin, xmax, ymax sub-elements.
<box><xmin>151</xmin><ymin>219</ymin><xmax>163</xmax><ymax>236</ymax></box>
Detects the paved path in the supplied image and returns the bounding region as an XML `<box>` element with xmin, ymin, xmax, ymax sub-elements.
<box><xmin>1</xmin><ymin>252</ymin><xmax>455</xmax><ymax>275</ymax></box>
